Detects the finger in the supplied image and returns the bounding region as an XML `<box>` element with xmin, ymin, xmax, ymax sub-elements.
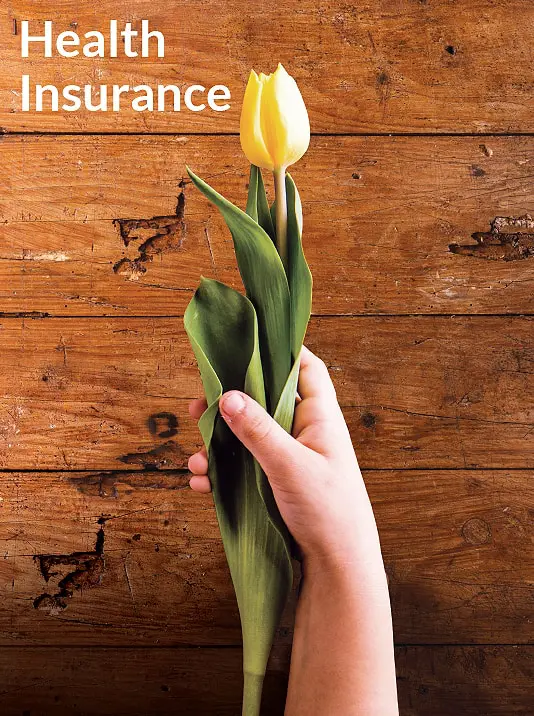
<box><xmin>298</xmin><ymin>346</ymin><xmax>339</xmax><ymax>403</ymax></box>
<box><xmin>219</xmin><ymin>390</ymin><xmax>311</xmax><ymax>489</ymax></box>
<box><xmin>292</xmin><ymin>347</ymin><xmax>344</xmax><ymax>437</ymax></box>
<box><xmin>189</xmin><ymin>475</ymin><xmax>212</xmax><ymax>493</ymax></box>
<box><xmin>188</xmin><ymin>448</ymin><xmax>208</xmax><ymax>475</ymax></box>
<box><xmin>189</xmin><ymin>398</ymin><xmax>208</xmax><ymax>420</ymax></box>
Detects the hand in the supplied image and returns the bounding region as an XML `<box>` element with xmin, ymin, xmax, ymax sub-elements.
<box><xmin>188</xmin><ymin>345</ymin><xmax>383</xmax><ymax>574</ymax></box>
<box><xmin>189</xmin><ymin>346</ymin><xmax>397</xmax><ymax>714</ymax></box>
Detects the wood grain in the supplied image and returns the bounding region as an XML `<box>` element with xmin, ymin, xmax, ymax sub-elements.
<box><xmin>396</xmin><ymin>646</ymin><xmax>534</xmax><ymax>716</ymax></box>
<box><xmin>0</xmin><ymin>469</ymin><xmax>530</xmax><ymax>646</ymax></box>
<box><xmin>1</xmin><ymin>1</ymin><xmax>533</xmax><ymax>133</ymax></box>
<box><xmin>0</xmin><ymin>645</ymin><xmax>531</xmax><ymax>715</ymax></box>
<box><xmin>0</xmin><ymin>646</ymin><xmax>288</xmax><ymax>715</ymax></box>
<box><xmin>371</xmin><ymin>470</ymin><xmax>534</xmax><ymax>644</ymax></box>
<box><xmin>0</xmin><ymin>315</ymin><xmax>531</xmax><ymax>470</ymax></box>
<box><xmin>1</xmin><ymin>1</ymin><xmax>533</xmax><ymax>709</ymax></box>
<box><xmin>1</xmin><ymin>134</ymin><xmax>534</xmax><ymax>316</ymax></box>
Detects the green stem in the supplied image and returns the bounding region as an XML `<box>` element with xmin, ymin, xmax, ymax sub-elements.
<box><xmin>242</xmin><ymin>671</ymin><xmax>264</xmax><ymax>716</ymax></box>
<box><xmin>273</xmin><ymin>166</ymin><xmax>288</xmax><ymax>273</ymax></box>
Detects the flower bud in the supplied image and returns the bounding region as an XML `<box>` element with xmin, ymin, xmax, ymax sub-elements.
<box><xmin>240</xmin><ymin>63</ymin><xmax>310</xmax><ymax>171</ymax></box>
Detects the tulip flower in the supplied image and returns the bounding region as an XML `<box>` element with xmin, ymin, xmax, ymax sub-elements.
<box><xmin>240</xmin><ymin>63</ymin><xmax>310</xmax><ymax>172</ymax></box>
<box><xmin>185</xmin><ymin>64</ymin><xmax>312</xmax><ymax>716</ymax></box>
<box><xmin>240</xmin><ymin>64</ymin><xmax>310</xmax><ymax>272</ymax></box>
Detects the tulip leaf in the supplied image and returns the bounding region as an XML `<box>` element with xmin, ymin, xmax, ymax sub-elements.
<box><xmin>185</xmin><ymin>166</ymin><xmax>312</xmax><ymax>716</ymax></box>
<box><xmin>246</xmin><ymin>165</ymin><xmax>275</xmax><ymax>242</ymax></box>
<box><xmin>286</xmin><ymin>172</ymin><xmax>312</xmax><ymax>358</ymax></box>
<box><xmin>184</xmin><ymin>277</ymin><xmax>292</xmax><ymax>715</ymax></box>
<box><xmin>186</xmin><ymin>166</ymin><xmax>291</xmax><ymax>412</ymax></box>
<box><xmin>269</xmin><ymin>172</ymin><xmax>312</xmax><ymax>360</ymax></box>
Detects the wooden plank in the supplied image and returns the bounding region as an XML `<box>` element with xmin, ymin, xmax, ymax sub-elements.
<box><xmin>0</xmin><ymin>469</ymin><xmax>531</xmax><ymax>645</ymax></box>
<box><xmin>369</xmin><ymin>470</ymin><xmax>534</xmax><ymax>644</ymax></box>
<box><xmin>1</xmin><ymin>1</ymin><xmax>533</xmax><ymax>133</ymax></box>
<box><xmin>0</xmin><ymin>646</ymin><xmax>288</xmax><ymax>715</ymax></box>
<box><xmin>0</xmin><ymin>315</ymin><xmax>532</xmax><ymax>470</ymax></box>
<box><xmin>0</xmin><ymin>469</ymin><xmax>242</xmax><ymax>646</ymax></box>
<box><xmin>0</xmin><ymin>645</ymin><xmax>531</xmax><ymax>715</ymax></box>
<box><xmin>396</xmin><ymin>646</ymin><xmax>534</xmax><ymax>716</ymax></box>
<box><xmin>1</xmin><ymin>134</ymin><xmax>533</xmax><ymax>316</ymax></box>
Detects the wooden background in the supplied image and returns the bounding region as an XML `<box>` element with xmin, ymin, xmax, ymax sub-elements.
<box><xmin>0</xmin><ymin>1</ymin><xmax>533</xmax><ymax>713</ymax></box>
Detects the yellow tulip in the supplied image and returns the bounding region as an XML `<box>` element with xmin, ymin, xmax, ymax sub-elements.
<box><xmin>240</xmin><ymin>63</ymin><xmax>310</xmax><ymax>171</ymax></box>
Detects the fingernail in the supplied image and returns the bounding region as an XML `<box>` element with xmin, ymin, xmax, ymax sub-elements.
<box><xmin>220</xmin><ymin>391</ymin><xmax>245</xmax><ymax>418</ymax></box>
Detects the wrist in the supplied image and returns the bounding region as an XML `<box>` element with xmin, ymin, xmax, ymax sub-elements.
<box><xmin>302</xmin><ymin>540</ymin><xmax>388</xmax><ymax>587</ymax></box>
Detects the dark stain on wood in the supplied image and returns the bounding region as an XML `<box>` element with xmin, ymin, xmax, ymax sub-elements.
<box><xmin>470</xmin><ymin>164</ymin><xmax>486</xmax><ymax>177</ymax></box>
<box><xmin>147</xmin><ymin>412</ymin><xmax>179</xmax><ymax>439</ymax></box>
<box><xmin>361</xmin><ymin>411</ymin><xmax>377</xmax><ymax>429</ymax></box>
<box><xmin>118</xmin><ymin>440</ymin><xmax>184</xmax><ymax>470</ymax></box>
<box><xmin>376</xmin><ymin>70</ymin><xmax>392</xmax><ymax>109</ymax></box>
<box><xmin>69</xmin><ymin>470</ymin><xmax>190</xmax><ymax>498</ymax></box>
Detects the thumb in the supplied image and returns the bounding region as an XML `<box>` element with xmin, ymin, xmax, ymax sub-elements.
<box><xmin>219</xmin><ymin>390</ymin><xmax>308</xmax><ymax>485</ymax></box>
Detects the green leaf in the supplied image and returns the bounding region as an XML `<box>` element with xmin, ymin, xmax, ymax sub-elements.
<box><xmin>286</xmin><ymin>172</ymin><xmax>313</xmax><ymax>359</ymax></box>
<box><xmin>184</xmin><ymin>278</ymin><xmax>292</xmax><ymax>716</ymax></box>
<box><xmin>185</xmin><ymin>167</ymin><xmax>313</xmax><ymax>714</ymax></box>
<box><xmin>186</xmin><ymin>166</ymin><xmax>291</xmax><ymax>412</ymax></box>
<box><xmin>269</xmin><ymin>173</ymin><xmax>312</xmax><ymax>360</ymax></box>
<box><xmin>246</xmin><ymin>165</ymin><xmax>275</xmax><ymax>242</ymax></box>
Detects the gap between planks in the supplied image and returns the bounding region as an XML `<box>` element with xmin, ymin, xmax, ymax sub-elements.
<box><xmin>0</xmin><ymin>643</ymin><xmax>529</xmax><ymax>649</ymax></box>
<box><xmin>3</xmin><ymin>131</ymin><xmax>534</xmax><ymax>138</ymax></box>
<box><xmin>0</xmin><ymin>314</ymin><xmax>533</xmax><ymax>319</ymax></box>
<box><xmin>0</xmin><ymin>467</ymin><xmax>531</xmax><ymax>474</ymax></box>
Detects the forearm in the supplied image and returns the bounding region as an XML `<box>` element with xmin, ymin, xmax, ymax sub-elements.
<box><xmin>285</xmin><ymin>538</ymin><xmax>398</xmax><ymax>715</ymax></box>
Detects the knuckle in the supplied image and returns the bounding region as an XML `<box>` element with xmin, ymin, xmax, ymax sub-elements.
<box><xmin>314</xmin><ymin>355</ymin><xmax>330</xmax><ymax>376</ymax></box>
<box><xmin>245</xmin><ymin>411</ymin><xmax>274</xmax><ymax>445</ymax></box>
<box><xmin>313</xmin><ymin>356</ymin><xmax>337</xmax><ymax>393</ymax></box>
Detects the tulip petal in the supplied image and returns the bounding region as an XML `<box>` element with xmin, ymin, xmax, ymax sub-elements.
<box><xmin>246</xmin><ymin>165</ymin><xmax>276</xmax><ymax>242</ymax></box>
<box><xmin>240</xmin><ymin>70</ymin><xmax>275</xmax><ymax>170</ymax></box>
<box><xmin>260</xmin><ymin>64</ymin><xmax>310</xmax><ymax>169</ymax></box>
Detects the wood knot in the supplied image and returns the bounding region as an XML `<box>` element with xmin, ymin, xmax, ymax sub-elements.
<box><xmin>361</xmin><ymin>411</ymin><xmax>377</xmax><ymax>429</ymax></box>
<box><xmin>470</xmin><ymin>164</ymin><xmax>486</xmax><ymax>177</ymax></box>
<box><xmin>461</xmin><ymin>517</ymin><xmax>492</xmax><ymax>546</ymax></box>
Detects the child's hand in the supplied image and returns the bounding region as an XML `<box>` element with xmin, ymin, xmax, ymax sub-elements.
<box><xmin>189</xmin><ymin>345</ymin><xmax>397</xmax><ymax>714</ymax></box>
<box><xmin>188</xmin><ymin>345</ymin><xmax>383</xmax><ymax>575</ymax></box>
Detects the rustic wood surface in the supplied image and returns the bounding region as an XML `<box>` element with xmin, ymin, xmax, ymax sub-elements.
<box><xmin>0</xmin><ymin>469</ymin><xmax>530</xmax><ymax>646</ymax></box>
<box><xmin>0</xmin><ymin>316</ymin><xmax>532</xmax><ymax>470</ymax></box>
<box><xmin>1</xmin><ymin>1</ymin><xmax>534</xmax><ymax>133</ymax></box>
<box><xmin>1</xmin><ymin>0</ymin><xmax>533</xmax><ymax>713</ymax></box>
<box><xmin>0</xmin><ymin>645</ymin><xmax>532</xmax><ymax>715</ymax></box>
<box><xmin>1</xmin><ymin>135</ymin><xmax>533</xmax><ymax>316</ymax></box>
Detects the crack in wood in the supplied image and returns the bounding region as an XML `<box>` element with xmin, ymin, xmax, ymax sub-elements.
<box><xmin>0</xmin><ymin>311</ymin><xmax>50</xmax><ymax>318</ymax></box>
<box><xmin>449</xmin><ymin>214</ymin><xmax>534</xmax><ymax>261</ymax></box>
<box><xmin>112</xmin><ymin>190</ymin><xmax>186</xmax><ymax>280</ymax></box>
<box><xmin>33</xmin><ymin>522</ymin><xmax>105</xmax><ymax>615</ymax></box>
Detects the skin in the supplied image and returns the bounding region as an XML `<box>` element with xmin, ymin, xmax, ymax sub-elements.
<box><xmin>188</xmin><ymin>345</ymin><xmax>398</xmax><ymax>716</ymax></box>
